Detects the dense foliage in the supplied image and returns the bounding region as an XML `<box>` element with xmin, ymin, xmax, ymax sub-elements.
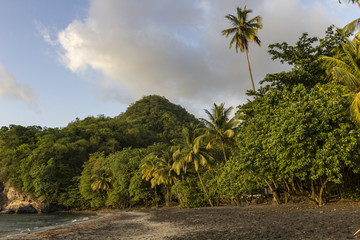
<box><xmin>225</xmin><ymin>26</ymin><xmax>360</xmax><ymax>205</ymax></box>
<box><xmin>2</xmin><ymin>24</ymin><xmax>360</xmax><ymax>209</ymax></box>
<box><xmin>235</xmin><ymin>84</ymin><xmax>360</xmax><ymax>205</ymax></box>
<box><xmin>0</xmin><ymin>95</ymin><xmax>201</xmax><ymax>208</ymax></box>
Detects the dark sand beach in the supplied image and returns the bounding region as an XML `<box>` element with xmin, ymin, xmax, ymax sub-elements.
<box><xmin>3</xmin><ymin>201</ymin><xmax>360</xmax><ymax>239</ymax></box>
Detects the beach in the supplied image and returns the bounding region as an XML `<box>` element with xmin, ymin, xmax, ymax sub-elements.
<box><xmin>2</xmin><ymin>201</ymin><xmax>360</xmax><ymax>239</ymax></box>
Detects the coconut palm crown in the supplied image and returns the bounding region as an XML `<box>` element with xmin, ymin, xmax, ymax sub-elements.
<box><xmin>200</xmin><ymin>103</ymin><xmax>238</xmax><ymax>162</ymax></box>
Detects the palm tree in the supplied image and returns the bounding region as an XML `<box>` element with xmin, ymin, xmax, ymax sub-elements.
<box><xmin>91</xmin><ymin>170</ymin><xmax>112</xmax><ymax>193</ymax></box>
<box><xmin>152</xmin><ymin>148</ymin><xmax>177</xmax><ymax>207</ymax></box>
<box><xmin>201</xmin><ymin>103</ymin><xmax>238</xmax><ymax>162</ymax></box>
<box><xmin>173</xmin><ymin>123</ymin><xmax>214</xmax><ymax>207</ymax></box>
<box><xmin>140</xmin><ymin>155</ymin><xmax>158</xmax><ymax>183</ymax></box>
<box><xmin>319</xmin><ymin>31</ymin><xmax>360</xmax><ymax>123</ymax></box>
<box><xmin>222</xmin><ymin>6</ymin><xmax>263</xmax><ymax>94</ymax></box>
<box><xmin>140</xmin><ymin>154</ymin><xmax>160</xmax><ymax>203</ymax></box>
<box><xmin>141</xmin><ymin>148</ymin><xmax>177</xmax><ymax>207</ymax></box>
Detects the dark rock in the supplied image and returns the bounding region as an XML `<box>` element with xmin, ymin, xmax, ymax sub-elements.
<box><xmin>16</xmin><ymin>204</ymin><xmax>38</xmax><ymax>214</ymax></box>
<box><xmin>0</xmin><ymin>192</ymin><xmax>9</xmax><ymax>208</ymax></box>
<box><xmin>40</xmin><ymin>204</ymin><xmax>62</xmax><ymax>213</ymax></box>
<box><xmin>1</xmin><ymin>209</ymin><xmax>15</xmax><ymax>214</ymax></box>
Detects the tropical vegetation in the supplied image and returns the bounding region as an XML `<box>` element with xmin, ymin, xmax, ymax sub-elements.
<box><xmin>2</xmin><ymin>3</ymin><xmax>360</xmax><ymax>211</ymax></box>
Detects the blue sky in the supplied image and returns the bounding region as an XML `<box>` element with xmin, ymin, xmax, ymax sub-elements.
<box><xmin>0</xmin><ymin>0</ymin><xmax>359</xmax><ymax>128</ymax></box>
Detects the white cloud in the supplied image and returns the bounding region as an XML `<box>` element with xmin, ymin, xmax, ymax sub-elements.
<box><xmin>35</xmin><ymin>21</ymin><xmax>58</xmax><ymax>46</ymax></box>
<box><xmin>0</xmin><ymin>62</ymin><xmax>37</xmax><ymax>103</ymax></box>
<box><xmin>55</xmin><ymin>0</ymin><xmax>344</xmax><ymax>115</ymax></box>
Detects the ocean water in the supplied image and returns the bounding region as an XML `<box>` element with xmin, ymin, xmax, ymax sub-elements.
<box><xmin>0</xmin><ymin>212</ymin><xmax>96</xmax><ymax>238</ymax></box>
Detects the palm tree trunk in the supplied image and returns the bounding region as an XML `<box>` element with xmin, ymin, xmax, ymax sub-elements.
<box><xmin>166</xmin><ymin>186</ymin><xmax>170</xmax><ymax>208</ymax></box>
<box><xmin>221</xmin><ymin>141</ymin><xmax>227</xmax><ymax>162</ymax></box>
<box><xmin>196</xmin><ymin>170</ymin><xmax>213</xmax><ymax>207</ymax></box>
<box><xmin>245</xmin><ymin>47</ymin><xmax>256</xmax><ymax>96</ymax></box>
<box><xmin>154</xmin><ymin>185</ymin><xmax>158</xmax><ymax>207</ymax></box>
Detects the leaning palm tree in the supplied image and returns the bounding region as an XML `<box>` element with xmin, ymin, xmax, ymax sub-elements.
<box><xmin>319</xmin><ymin>31</ymin><xmax>360</xmax><ymax>123</ymax></box>
<box><xmin>201</xmin><ymin>103</ymin><xmax>238</xmax><ymax>162</ymax></box>
<box><xmin>222</xmin><ymin>6</ymin><xmax>263</xmax><ymax>94</ymax></box>
<box><xmin>173</xmin><ymin>123</ymin><xmax>214</xmax><ymax>207</ymax></box>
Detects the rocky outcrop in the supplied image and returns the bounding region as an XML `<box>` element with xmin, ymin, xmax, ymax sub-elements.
<box><xmin>17</xmin><ymin>204</ymin><xmax>38</xmax><ymax>214</ymax></box>
<box><xmin>0</xmin><ymin>187</ymin><xmax>42</xmax><ymax>214</ymax></box>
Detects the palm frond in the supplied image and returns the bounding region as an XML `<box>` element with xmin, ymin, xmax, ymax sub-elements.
<box><xmin>248</xmin><ymin>16</ymin><xmax>263</xmax><ymax>27</ymax></box>
<box><xmin>318</xmin><ymin>56</ymin><xmax>349</xmax><ymax>74</ymax></box>
<box><xmin>344</xmin><ymin>18</ymin><xmax>360</xmax><ymax>35</ymax></box>
<box><xmin>254</xmin><ymin>36</ymin><xmax>261</xmax><ymax>46</ymax></box>
<box><xmin>224</xmin><ymin>14</ymin><xmax>240</xmax><ymax>27</ymax></box>
<box><xmin>350</xmin><ymin>91</ymin><xmax>360</xmax><ymax>123</ymax></box>
<box><xmin>332</xmin><ymin>67</ymin><xmax>360</xmax><ymax>87</ymax></box>
<box><xmin>221</xmin><ymin>26</ymin><xmax>238</xmax><ymax>37</ymax></box>
<box><xmin>194</xmin><ymin>159</ymin><xmax>199</xmax><ymax>172</ymax></box>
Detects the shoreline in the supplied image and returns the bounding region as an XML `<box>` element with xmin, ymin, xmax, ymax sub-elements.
<box><xmin>2</xmin><ymin>201</ymin><xmax>360</xmax><ymax>239</ymax></box>
<box><xmin>0</xmin><ymin>211</ymin><xmax>107</xmax><ymax>239</ymax></box>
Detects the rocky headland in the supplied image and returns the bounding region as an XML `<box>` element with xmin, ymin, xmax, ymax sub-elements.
<box><xmin>0</xmin><ymin>187</ymin><xmax>42</xmax><ymax>214</ymax></box>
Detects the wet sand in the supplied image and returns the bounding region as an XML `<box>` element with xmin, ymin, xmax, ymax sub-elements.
<box><xmin>3</xmin><ymin>201</ymin><xmax>360</xmax><ymax>239</ymax></box>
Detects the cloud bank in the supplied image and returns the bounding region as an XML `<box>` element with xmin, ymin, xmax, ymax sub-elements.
<box><xmin>54</xmin><ymin>0</ymin><xmax>341</xmax><ymax>114</ymax></box>
<box><xmin>0</xmin><ymin>62</ymin><xmax>37</xmax><ymax>103</ymax></box>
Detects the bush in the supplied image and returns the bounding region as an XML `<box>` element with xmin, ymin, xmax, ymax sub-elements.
<box><xmin>172</xmin><ymin>177</ymin><xmax>208</xmax><ymax>208</ymax></box>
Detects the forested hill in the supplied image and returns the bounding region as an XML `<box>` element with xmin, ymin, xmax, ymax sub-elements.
<box><xmin>116</xmin><ymin>95</ymin><xmax>200</xmax><ymax>147</ymax></box>
<box><xmin>0</xmin><ymin>95</ymin><xmax>199</xmax><ymax>210</ymax></box>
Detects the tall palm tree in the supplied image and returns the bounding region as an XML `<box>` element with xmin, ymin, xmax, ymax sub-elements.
<box><xmin>173</xmin><ymin>123</ymin><xmax>214</xmax><ymax>207</ymax></box>
<box><xmin>319</xmin><ymin>31</ymin><xmax>360</xmax><ymax>123</ymax></box>
<box><xmin>222</xmin><ymin>6</ymin><xmax>263</xmax><ymax>94</ymax></box>
<box><xmin>201</xmin><ymin>103</ymin><xmax>238</xmax><ymax>162</ymax></box>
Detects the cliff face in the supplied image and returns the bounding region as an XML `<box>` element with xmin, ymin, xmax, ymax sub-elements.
<box><xmin>0</xmin><ymin>187</ymin><xmax>41</xmax><ymax>213</ymax></box>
